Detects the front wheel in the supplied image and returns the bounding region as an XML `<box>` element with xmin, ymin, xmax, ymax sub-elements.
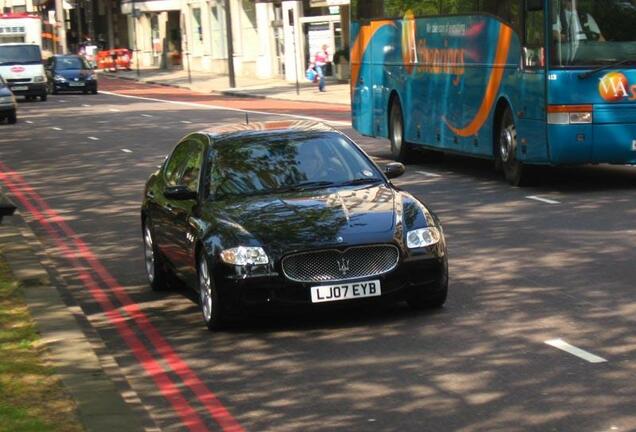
<box><xmin>198</xmin><ymin>254</ymin><xmax>224</xmax><ymax>331</ymax></box>
<box><xmin>389</xmin><ymin>100</ymin><xmax>414</xmax><ymax>164</ymax></box>
<box><xmin>7</xmin><ymin>110</ymin><xmax>17</xmax><ymax>125</ymax></box>
<box><xmin>40</xmin><ymin>94</ymin><xmax>47</xmax><ymax>102</ymax></box>
<box><xmin>497</xmin><ymin>108</ymin><xmax>526</xmax><ymax>186</ymax></box>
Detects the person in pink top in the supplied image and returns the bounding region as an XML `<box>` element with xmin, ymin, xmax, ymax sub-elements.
<box><xmin>313</xmin><ymin>44</ymin><xmax>329</xmax><ymax>92</ymax></box>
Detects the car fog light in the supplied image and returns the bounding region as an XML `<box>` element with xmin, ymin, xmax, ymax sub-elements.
<box><xmin>407</xmin><ymin>227</ymin><xmax>441</xmax><ymax>249</ymax></box>
<box><xmin>220</xmin><ymin>246</ymin><xmax>269</xmax><ymax>266</ymax></box>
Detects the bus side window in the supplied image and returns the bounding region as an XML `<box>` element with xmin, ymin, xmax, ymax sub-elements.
<box><xmin>524</xmin><ymin>3</ymin><xmax>545</xmax><ymax>68</ymax></box>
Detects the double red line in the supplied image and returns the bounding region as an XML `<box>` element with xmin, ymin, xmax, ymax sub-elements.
<box><xmin>0</xmin><ymin>161</ymin><xmax>244</xmax><ymax>432</ymax></box>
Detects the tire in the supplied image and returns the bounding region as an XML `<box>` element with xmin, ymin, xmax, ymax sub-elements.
<box><xmin>197</xmin><ymin>253</ymin><xmax>224</xmax><ymax>331</ymax></box>
<box><xmin>7</xmin><ymin>110</ymin><xmax>17</xmax><ymax>125</ymax></box>
<box><xmin>143</xmin><ymin>223</ymin><xmax>170</xmax><ymax>291</ymax></box>
<box><xmin>406</xmin><ymin>260</ymin><xmax>448</xmax><ymax>310</ymax></box>
<box><xmin>389</xmin><ymin>99</ymin><xmax>414</xmax><ymax>164</ymax></box>
<box><xmin>83</xmin><ymin>89</ymin><xmax>88</xmax><ymax>95</ymax></box>
<box><xmin>497</xmin><ymin>108</ymin><xmax>526</xmax><ymax>186</ymax></box>
<box><xmin>92</xmin><ymin>88</ymin><xmax>98</xmax><ymax>95</ymax></box>
<box><xmin>40</xmin><ymin>94</ymin><xmax>47</xmax><ymax>102</ymax></box>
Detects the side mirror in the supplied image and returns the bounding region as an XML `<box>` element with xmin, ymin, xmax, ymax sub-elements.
<box><xmin>384</xmin><ymin>162</ymin><xmax>406</xmax><ymax>179</ymax></box>
<box><xmin>164</xmin><ymin>185</ymin><xmax>197</xmax><ymax>201</ymax></box>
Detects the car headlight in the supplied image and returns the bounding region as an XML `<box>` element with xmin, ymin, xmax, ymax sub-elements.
<box><xmin>54</xmin><ymin>75</ymin><xmax>66</xmax><ymax>82</ymax></box>
<box><xmin>0</xmin><ymin>96</ymin><xmax>12</xmax><ymax>103</ymax></box>
<box><xmin>220</xmin><ymin>246</ymin><xmax>269</xmax><ymax>266</ymax></box>
<box><xmin>33</xmin><ymin>75</ymin><xmax>45</xmax><ymax>83</ymax></box>
<box><xmin>407</xmin><ymin>227</ymin><xmax>441</xmax><ymax>249</ymax></box>
<box><xmin>85</xmin><ymin>74</ymin><xmax>95</xmax><ymax>81</ymax></box>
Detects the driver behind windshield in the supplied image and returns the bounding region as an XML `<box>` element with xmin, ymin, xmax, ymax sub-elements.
<box><xmin>553</xmin><ymin>0</ymin><xmax>605</xmax><ymax>43</ymax></box>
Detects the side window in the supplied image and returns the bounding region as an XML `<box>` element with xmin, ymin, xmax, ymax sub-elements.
<box><xmin>481</xmin><ymin>0</ymin><xmax>522</xmax><ymax>33</ymax></box>
<box><xmin>177</xmin><ymin>141</ymin><xmax>204</xmax><ymax>191</ymax></box>
<box><xmin>524</xmin><ymin>2</ymin><xmax>545</xmax><ymax>68</ymax></box>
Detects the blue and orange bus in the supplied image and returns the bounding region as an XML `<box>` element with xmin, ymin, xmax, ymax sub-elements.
<box><xmin>350</xmin><ymin>0</ymin><xmax>636</xmax><ymax>185</ymax></box>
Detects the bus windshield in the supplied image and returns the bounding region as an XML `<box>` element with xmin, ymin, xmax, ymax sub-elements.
<box><xmin>0</xmin><ymin>45</ymin><xmax>41</xmax><ymax>66</ymax></box>
<box><xmin>552</xmin><ymin>0</ymin><xmax>636</xmax><ymax>67</ymax></box>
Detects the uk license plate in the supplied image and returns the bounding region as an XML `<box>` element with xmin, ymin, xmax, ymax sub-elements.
<box><xmin>11</xmin><ymin>85</ymin><xmax>27</xmax><ymax>91</ymax></box>
<box><xmin>311</xmin><ymin>280</ymin><xmax>381</xmax><ymax>303</ymax></box>
<box><xmin>69</xmin><ymin>82</ymin><xmax>85</xmax><ymax>87</ymax></box>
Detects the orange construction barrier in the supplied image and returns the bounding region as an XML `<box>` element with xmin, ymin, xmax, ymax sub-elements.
<box><xmin>96</xmin><ymin>49</ymin><xmax>132</xmax><ymax>71</ymax></box>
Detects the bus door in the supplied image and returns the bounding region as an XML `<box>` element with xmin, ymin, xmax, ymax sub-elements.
<box><xmin>516</xmin><ymin>0</ymin><xmax>550</xmax><ymax>163</ymax></box>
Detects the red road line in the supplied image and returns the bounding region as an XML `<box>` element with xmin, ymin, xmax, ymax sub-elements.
<box><xmin>0</xmin><ymin>164</ymin><xmax>244</xmax><ymax>432</ymax></box>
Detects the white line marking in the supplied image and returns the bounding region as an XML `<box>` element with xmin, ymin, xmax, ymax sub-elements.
<box><xmin>545</xmin><ymin>339</ymin><xmax>607</xmax><ymax>363</ymax></box>
<box><xmin>527</xmin><ymin>195</ymin><xmax>560</xmax><ymax>205</ymax></box>
<box><xmin>82</xmin><ymin>104</ymin><xmax>91</xmax><ymax>107</ymax></box>
<box><xmin>416</xmin><ymin>170</ymin><xmax>441</xmax><ymax>178</ymax></box>
<box><xmin>97</xmin><ymin>120</ymin><xmax>110</xmax><ymax>124</ymax></box>
<box><xmin>99</xmin><ymin>90</ymin><xmax>350</xmax><ymax>127</ymax></box>
<box><xmin>52</xmin><ymin>127</ymin><xmax>62</xmax><ymax>131</ymax></box>
<box><xmin>180</xmin><ymin>120</ymin><xmax>192</xmax><ymax>124</ymax></box>
<box><xmin>121</xmin><ymin>148</ymin><xmax>132</xmax><ymax>153</ymax></box>
<box><xmin>88</xmin><ymin>136</ymin><xmax>99</xmax><ymax>141</ymax></box>
<box><xmin>59</xmin><ymin>99</ymin><xmax>67</xmax><ymax>103</ymax></box>
<box><xmin>109</xmin><ymin>108</ymin><xmax>121</xmax><ymax>112</ymax></box>
<box><xmin>141</xmin><ymin>114</ymin><xmax>153</xmax><ymax>117</ymax></box>
<box><xmin>25</xmin><ymin>120</ymin><xmax>33</xmax><ymax>124</ymax></box>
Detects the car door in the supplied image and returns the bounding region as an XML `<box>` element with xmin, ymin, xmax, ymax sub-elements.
<box><xmin>161</xmin><ymin>137</ymin><xmax>206</xmax><ymax>280</ymax></box>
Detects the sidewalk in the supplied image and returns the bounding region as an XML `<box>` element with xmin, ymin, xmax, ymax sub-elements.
<box><xmin>101</xmin><ymin>67</ymin><xmax>351</xmax><ymax>106</ymax></box>
<box><xmin>0</xmin><ymin>195</ymin><xmax>152</xmax><ymax>432</ymax></box>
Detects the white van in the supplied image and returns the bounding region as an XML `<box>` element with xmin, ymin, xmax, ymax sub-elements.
<box><xmin>0</xmin><ymin>43</ymin><xmax>47</xmax><ymax>101</ymax></box>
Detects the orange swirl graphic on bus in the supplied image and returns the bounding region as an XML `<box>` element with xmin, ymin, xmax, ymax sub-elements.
<box><xmin>445</xmin><ymin>25</ymin><xmax>513</xmax><ymax>137</ymax></box>
<box><xmin>402</xmin><ymin>10</ymin><xmax>417</xmax><ymax>74</ymax></box>
<box><xmin>350</xmin><ymin>20</ymin><xmax>395</xmax><ymax>92</ymax></box>
<box><xmin>598</xmin><ymin>72</ymin><xmax>636</xmax><ymax>102</ymax></box>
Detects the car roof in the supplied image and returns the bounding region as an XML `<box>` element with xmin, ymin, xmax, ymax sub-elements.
<box><xmin>0</xmin><ymin>43</ymin><xmax>39</xmax><ymax>47</ymax></box>
<box><xmin>200</xmin><ymin>120</ymin><xmax>335</xmax><ymax>140</ymax></box>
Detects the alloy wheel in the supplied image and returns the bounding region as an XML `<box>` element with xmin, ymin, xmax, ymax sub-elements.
<box><xmin>199</xmin><ymin>258</ymin><xmax>213</xmax><ymax>323</ymax></box>
<box><xmin>143</xmin><ymin>226</ymin><xmax>155</xmax><ymax>283</ymax></box>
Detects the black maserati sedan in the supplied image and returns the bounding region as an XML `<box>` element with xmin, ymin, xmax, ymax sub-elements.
<box><xmin>141</xmin><ymin>121</ymin><xmax>448</xmax><ymax>330</ymax></box>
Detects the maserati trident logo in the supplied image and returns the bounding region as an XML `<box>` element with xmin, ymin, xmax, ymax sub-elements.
<box><xmin>337</xmin><ymin>258</ymin><xmax>350</xmax><ymax>276</ymax></box>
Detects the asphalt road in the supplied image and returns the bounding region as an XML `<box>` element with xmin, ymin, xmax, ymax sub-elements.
<box><xmin>2</xmin><ymin>76</ymin><xmax>636</xmax><ymax>432</ymax></box>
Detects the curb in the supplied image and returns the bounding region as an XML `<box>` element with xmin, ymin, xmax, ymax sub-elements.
<box><xmin>0</xmin><ymin>208</ymin><xmax>155</xmax><ymax>432</ymax></box>
<box><xmin>101</xmin><ymin>72</ymin><xmax>352</xmax><ymax>107</ymax></box>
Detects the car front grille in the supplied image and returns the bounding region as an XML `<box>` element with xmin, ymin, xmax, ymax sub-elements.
<box><xmin>7</xmin><ymin>78</ymin><xmax>30</xmax><ymax>83</ymax></box>
<box><xmin>281</xmin><ymin>245</ymin><xmax>400</xmax><ymax>283</ymax></box>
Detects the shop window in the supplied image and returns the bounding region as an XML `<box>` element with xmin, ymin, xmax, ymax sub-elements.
<box><xmin>210</xmin><ymin>2</ymin><xmax>227</xmax><ymax>58</ymax></box>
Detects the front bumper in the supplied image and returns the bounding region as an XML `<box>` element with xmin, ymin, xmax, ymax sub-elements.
<box><xmin>9</xmin><ymin>82</ymin><xmax>46</xmax><ymax>97</ymax></box>
<box><xmin>53</xmin><ymin>80</ymin><xmax>97</xmax><ymax>92</ymax></box>
<box><xmin>215</xmin><ymin>248</ymin><xmax>448</xmax><ymax>311</ymax></box>
<box><xmin>0</xmin><ymin>104</ymin><xmax>16</xmax><ymax>115</ymax></box>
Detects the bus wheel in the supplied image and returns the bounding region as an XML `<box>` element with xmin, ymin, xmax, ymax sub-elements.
<box><xmin>389</xmin><ymin>100</ymin><xmax>413</xmax><ymax>164</ymax></box>
<box><xmin>498</xmin><ymin>109</ymin><xmax>524</xmax><ymax>186</ymax></box>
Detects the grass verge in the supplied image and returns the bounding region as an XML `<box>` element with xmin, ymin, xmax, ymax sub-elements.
<box><xmin>0</xmin><ymin>255</ymin><xmax>84</xmax><ymax>432</ymax></box>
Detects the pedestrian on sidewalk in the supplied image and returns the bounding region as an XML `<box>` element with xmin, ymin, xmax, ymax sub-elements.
<box><xmin>313</xmin><ymin>44</ymin><xmax>329</xmax><ymax>92</ymax></box>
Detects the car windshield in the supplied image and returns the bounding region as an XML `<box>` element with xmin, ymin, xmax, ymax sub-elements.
<box><xmin>0</xmin><ymin>45</ymin><xmax>41</xmax><ymax>66</ymax></box>
<box><xmin>551</xmin><ymin>0</ymin><xmax>636</xmax><ymax>67</ymax></box>
<box><xmin>210</xmin><ymin>132</ymin><xmax>384</xmax><ymax>198</ymax></box>
<box><xmin>56</xmin><ymin>56</ymin><xmax>88</xmax><ymax>70</ymax></box>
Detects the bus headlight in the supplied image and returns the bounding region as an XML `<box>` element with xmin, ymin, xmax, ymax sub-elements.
<box><xmin>407</xmin><ymin>227</ymin><xmax>441</xmax><ymax>249</ymax></box>
<box><xmin>547</xmin><ymin>105</ymin><xmax>593</xmax><ymax>125</ymax></box>
<box><xmin>33</xmin><ymin>76</ymin><xmax>45</xmax><ymax>83</ymax></box>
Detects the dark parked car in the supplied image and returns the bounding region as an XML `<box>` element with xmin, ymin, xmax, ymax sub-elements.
<box><xmin>0</xmin><ymin>75</ymin><xmax>17</xmax><ymax>124</ymax></box>
<box><xmin>141</xmin><ymin>121</ymin><xmax>448</xmax><ymax>330</ymax></box>
<box><xmin>45</xmin><ymin>55</ymin><xmax>98</xmax><ymax>95</ymax></box>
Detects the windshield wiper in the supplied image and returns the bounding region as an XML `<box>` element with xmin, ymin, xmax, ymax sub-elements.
<box><xmin>579</xmin><ymin>59</ymin><xmax>636</xmax><ymax>80</ymax></box>
<box><xmin>337</xmin><ymin>178</ymin><xmax>383</xmax><ymax>187</ymax></box>
<box><xmin>276</xmin><ymin>181</ymin><xmax>337</xmax><ymax>192</ymax></box>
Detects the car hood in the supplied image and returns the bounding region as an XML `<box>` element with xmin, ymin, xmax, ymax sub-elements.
<box><xmin>55</xmin><ymin>69</ymin><xmax>92</xmax><ymax>79</ymax></box>
<box><xmin>206</xmin><ymin>184</ymin><xmax>398</xmax><ymax>252</ymax></box>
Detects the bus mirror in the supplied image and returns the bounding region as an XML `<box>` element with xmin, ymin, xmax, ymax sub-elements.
<box><xmin>527</xmin><ymin>0</ymin><xmax>543</xmax><ymax>11</ymax></box>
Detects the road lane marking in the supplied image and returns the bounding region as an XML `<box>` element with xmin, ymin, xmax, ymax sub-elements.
<box><xmin>416</xmin><ymin>170</ymin><xmax>441</xmax><ymax>178</ymax></box>
<box><xmin>52</xmin><ymin>127</ymin><xmax>62</xmax><ymax>131</ymax></box>
<box><xmin>82</xmin><ymin>104</ymin><xmax>91</xmax><ymax>107</ymax></box>
<box><xmin>25</xmin><ymin>120</ymin><xmax>33</xmax><ymax>124</ymax></box>
<box><xmin>545</xmin><ymin>339</ymin><xmax>607</xmax><ymax>363</ymax></box>
<box><xmin>97</xmin><ymin>120</ymin><xmax>109</xmax><ymax>124</ymax></box>
<box><xmin>527</xmin><ymin>195</ymin><xmax>560</xmax><ymax>205</ymax></box>
<box><xmin>109</xmin><ymin>108</ymin><xmax>121</xmax><ymax>112</ymax></box>
<box><xmin>88</xmin><ymin>136</ymin><xmax>99</xmax><ymax>141</ymax></box>
<box><xmin>180</xmin><ymin>120</ymin><xmax>192</xmax><ymax>124</ymax></box>
<box><xmin>141</xmin><ymin>114</ymin><xmax>153</xmax><ymax>117</ymax></box>
<box><xmin>99</xmin><ymin>90</ymin><xmax>351</xmax><ymax>127</ymax></box>
<box><xmin>121</xmin><ymin>148</ymin><xmax>132</xmax><ymax>153</ymax></box>
<box><xmin>59</xmin><ymin>99</ymin><xmax>67</xmax><ymax>103</ymax></box>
